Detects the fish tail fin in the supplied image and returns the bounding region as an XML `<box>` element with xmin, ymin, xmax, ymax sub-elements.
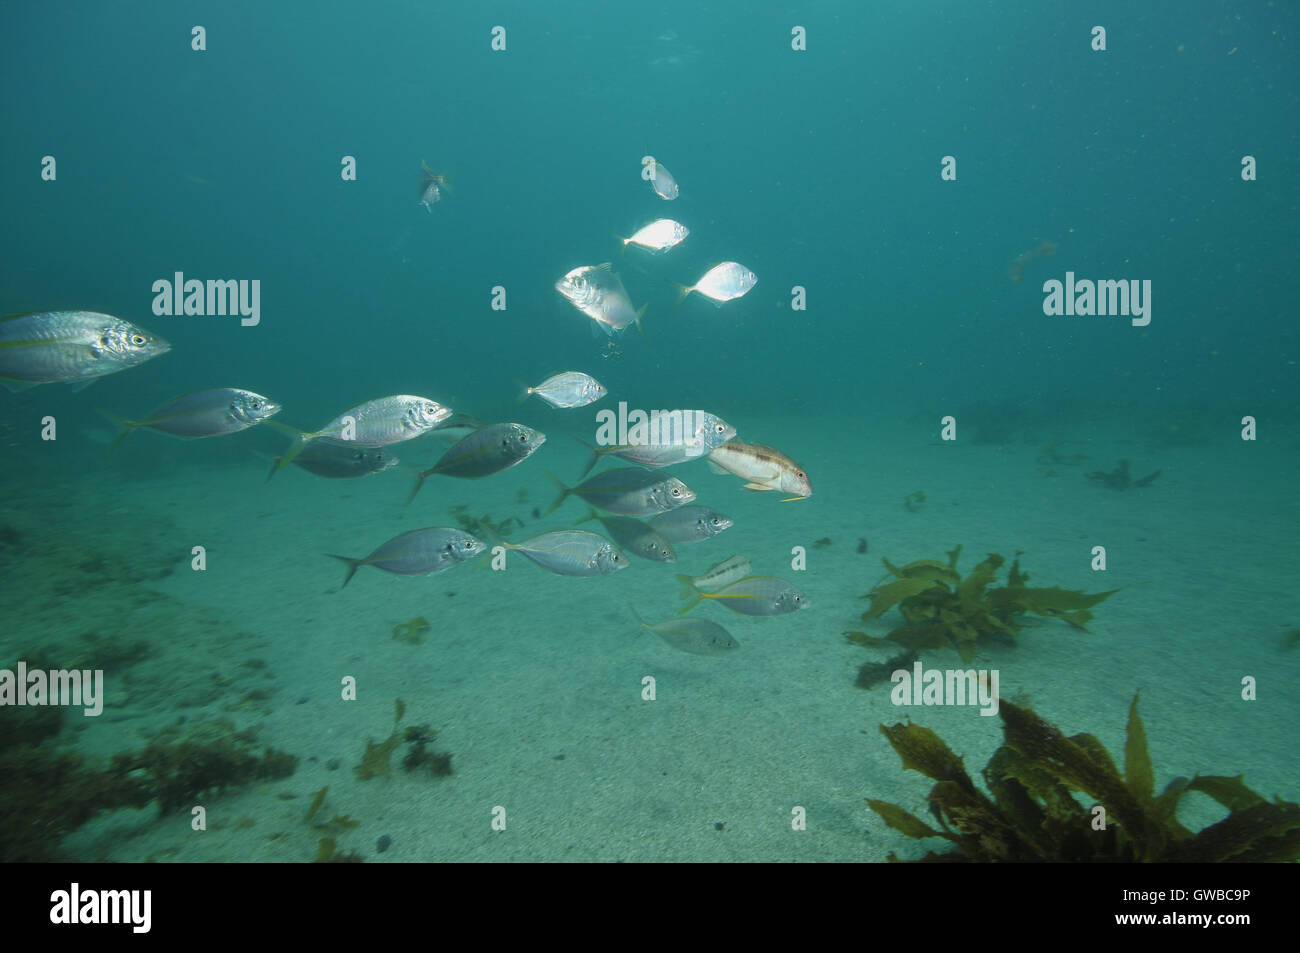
<box><xmin>634</xmin><ymin>303</ymin><xmax>648</xmax><ymax>341</ymax></box>
<box><xmin>675</xmin><ymin>574</ymin><xmax>703</xmax><ymax>614</ymax></box>
<box><xmin>406</xmin><ymin>469</ymin><xmax>431</xmax><ymax>505</ymax></box>
<box><xmin>572</xmin><ymin>436</ymin><xmax>603</xmax><ymax>479</ymax></box>
<box><xmin>575</xmin><ymin>506</ymin><xmax>600</xmax><ymax>527</ymax></box>
<box><xmin>513</xmin><ymin>379</ymin><xmax>533</xmax><ymax>404</ymax></box>
<box><xmin>263</xmin><ymin>420</ymin><xmax>313</xmax><ymax>470</ymax></box>
<box><xmin>671</xmin><ymin>281</ymin><xmax>691</xmax><ymax>308</ymax></box>
<box><xmin>326</xmin><ymin>554</ymin><xmax>363</xmax><ymax>590</ymax></box>
<box><xmin>94</xmin><ymin>408</ymin><xmax>139</xmax><ymax>453</ymax></box>
<box><xmin>543</xmin><ymin>469</ymin><xmax>570</xmax><ymax>517</ymax></box>
<box><xmin>630</xmin><ymin>606</ymin><xmax>651</xmax><ymax>635</ymax></box>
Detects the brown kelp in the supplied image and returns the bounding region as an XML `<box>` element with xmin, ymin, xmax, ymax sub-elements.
<box><xmin>867</xmin><ymin>694</ymin><xmax>1300</xmax><ymax>862</ymax></box>
<box><xmin>848</xmin><ymin>545</ymin><xmax>1120</xmax><ymax>670</ymax></box>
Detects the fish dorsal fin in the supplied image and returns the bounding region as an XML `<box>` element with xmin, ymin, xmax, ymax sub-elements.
<box><xmin>595</xmin><ymin>262</ymin><xmax>614</xmax><ymax>272</ymax></box>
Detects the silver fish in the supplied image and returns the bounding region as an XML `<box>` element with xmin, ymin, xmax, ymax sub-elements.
<box><xmin>678</xmin><ymin>574</ymin><xmax>810</xmax><ymax>616</ymax></box>
<box><xmin>327</xmin><ymin>527</ymin><xmax>485</xmax><ymax>588</ymax></box>
<box><xmin>577</xmin><ymin>509</ymin><xmax>676</xmax><ymax>563</ymax></box>
<box><xmin>547</xmin><ymin>467</ymin><xmax>694</xmax><ymax>517</ymax></box>
<box><xmin>633</xmin><ymin>610</ymin><xmax>738</xmax><ymax>656</ymax></box>
<box><xmin>430</xmin><ymin>412</ymin><xmax>487</xmax><ymax>445</ymax></box>
<box><xmin>583</xmin><ymin>409</ymin><xmax>735</xmax><ymax>475</ymax></box>
<box><xmin>276</xmin><ymin>395</ymin><xmax>450</xmax><ymax>470</ymax></box>
<box><xmin>0</xmin><ymin>310</ymin><xmax>170</xmax><ymax>390</ymax></box>
<box><xmin>269</xmin><ymin>441</ymin><xmax>398</xmax><ymax>480</ymax></box>
<box><xmin>678</xmin><ymin>262</ymin><xmax>757</xmax><ymax>305</ymax></box>
<box><xmin>621</xmin><ymin>218</ymin><xmax>688</xmax><ymax>252</ymax></box>
<box><xmin>503</xmin><ymin>530</ymin><xmax>628</xmax><ymax>576</ymax></box>
<box><xmin>101</xmin><ymin>388</ymin><xmax>280</xmax><ymax>449</ymax></box>
<box><xmin>689</xmin><ymin>554</ymin><xmax>752</xmax><ymax>591</ymax></box>
<box><xmin>556</xmin><ymin>264</ymin><xmax>646</xmax><ymax>336</ymax></box>
<box><xmin>707</xmin><ymin>441</ymin><xmax>812</xmax><ymax>498</ymax></box>
<box><xmin>646</xmin><ymin>158</ymin><xmax>679</xmax><ymax>200</ymax></box>
<box><xmin>520</xmin><ymin>371</ymin><xmax>606</xmax><ymax>409</ymax></box>
<box><xmin>648</xmin><ymin>506</ymin><xmax>734</xmax><ymax>545</ymax></box>
<box><xmin>409</xmin><ymin>422</ymin><xmax>546</xmax><ymax>502</ymax></box>
<box><xmin>419</xmin><ymin>161</ymin><xmax>447</xmax><ymax>211</ymax></box>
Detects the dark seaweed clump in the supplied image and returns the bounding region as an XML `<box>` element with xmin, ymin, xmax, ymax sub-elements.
<box><xmin>867</xmin><ymin>694</ymin><xmax>1300</xmax><ymax>862</ymax></box>
<box><xmin>354</xmin><ymin>699</ymin><xmax>453</xmax><ymax>780</ymax></box>
<box><xmin>0</xmin><ymin>714</ymin><xmax>296</xmax><ymax>861</ymax></box>
<box><xmin>846</xmin><ymin>545</ymin><xmax>1120</xmax><ymax>679</ymax></box>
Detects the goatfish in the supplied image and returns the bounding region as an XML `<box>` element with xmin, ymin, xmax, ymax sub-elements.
<box><xmin>546</xmin><ymin>466</ymin><xmax>694</xmax><ymax>517</ymax></box>
<box><xmin>98</xmin><ymin>388</ymin><xmax>280</xmax><ymax>450</ymax></box>
<box><xmin>328</xmin><ymin>527</ymin><xmax>485</xmax><ymax>589</ymax></box>
<box><xmin>688</xmin><ymin>554</ymin><xmax>752</xmax><ymax>591</ymax></box>
<box><xmin>0</xmin><ymin>310</ymin><xmax>170</xmax><ymax>391</ymax></box>
<box><xmin>265</xmin><ymin>441</ymin><xmax>398</xmax><ymax>481</ymax></box>
<box><xmin>408</xmin><ymin>422</ymin><xmax>545</xmax><ymax>503</ymax></box>
<box><xmin>272</xmin><ymin>395</ymin><xmax>449</xmax><ymax>470</ymax></box>
<box><xmin>677</xmin><ymin>574</ymin><xmax>810</xmax><ymax>616</ymax></box>
<box><xmin>632</xmin><ymin>609</ymin><xmax>739</xmax><ymax>656</ymax></box>
<box><xmin>576</xmin><ymin>508</ymin><xmax>676</xmax><ymax>563</ymax></box>
<box><xmin>501</xmin><ymin>530</ymin><xmax>628</xmax><ymax>576</ymax></box>
<box><xmin>518</xmin><ymin>371</ymin><xmax>606</xmax><ymax>409</ymax></box>
<box><xmin>706</xmin><ymin>441</ymin><xmax>812</xmax><ymax>499</ymax></box>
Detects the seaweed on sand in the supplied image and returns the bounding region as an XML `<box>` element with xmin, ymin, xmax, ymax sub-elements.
<box><xmin>847</xmin><ymin>545</ymin><xmax>1120</xmax><ymax>668</ymax></box>
<box><xmin>867</xmin><ymin>694</ymin><xmax>1300</xmax><ymax>862</ymax></box>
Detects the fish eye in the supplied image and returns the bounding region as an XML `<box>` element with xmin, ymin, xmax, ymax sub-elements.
<box><xmin>519</xmin><ymin>433</ymin><xmax>529</xmax><ymax>442</ymax></box>
<box><xmin>797</xmin><ymin>471</ymin><xmax>806</xmax><ymax>479</ymax></box>
<box><xmin>710</xmin><ymin>517</ymin><xmax>722</xmax><ymax>526</ymax></box>
<box><xmin>714</xmin><ymin>423</ymin><xmax>725</xmax><ymax>433</ymax></box>
<box><xmin>250</xmin><ymin>399</ymin><xmax>262</xmax><ymax>410</ymax></box>
<box><xmin>130</xmin><ymin>334</ymin><xmax>147</xmax><ymax>346</ymax></box>
<box><xmin>671</xmin><ymin>487</ymin><xmax>682</xmax><ymax>497</ymax></box>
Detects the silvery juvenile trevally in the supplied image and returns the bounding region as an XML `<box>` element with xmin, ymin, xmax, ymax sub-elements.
<box><xmin>430</xmin><ymin>412</ymin><xmax>487</xmax><ymax>445</ymax></box>
<box><xmin>100</xmin><ymin>388</ymin><xmax>280</xmax><ymax>449</ymax></box>
<box><xmin>501</xmin><ymin>530</ymin><xmax>628</xmax><ymax>577</ymax></box>
<box><xmin>266</xmin><ymin>441</ymin><xmax>398</xmax><ymax>481</ymax></box>
<box><xmin>632</xmin><ymin>609</ymin><xmax>739</xmax><ymax>656</ymax></box>
<box><xmin>706</xmin><ymin>441</ymin><xmax>812</xmax><ymax>499</ymax></box>
<box><xmin>621</xmin><ymin>218</ymin><xmax>688</xmax><ymax>253</ymax></box>
<box><xmin>273</xmin><ymin>395</ymin><xmax>450</xmax><ymax>470</ymax></box>
<box><xmin>0</xmin><ymin>310</ymin><xmax>170</xmax><ymax>391</ymax></box>
<box><xmin>519</xmin><ymin>371</ymin><xmax>606</xmax><ymax>409</ymax></box>
<box><xmin>556</xmin><ymin>264</ymin><xmax>646</xmax><ymax>337</ymax></box>
<box><xmin>648</xmin><ymin>506</ymin><xmax>734</xmax><ymax>545</ymax></box>
<box><xmin>419</xmin><ymin>160</ymin><xmax>449</xmax><ymax>211</ymax></box>
<box><xmin>408</xmin><ymin>422</ymin><xmax>546</xmax><ymax>503</ymax></box>
<box><xmin>583</xmin><ymin>408</ymin><xmax>735</xmax><ymax>475</ymax></box>
<box><xmin>646</xmin><ymin>158</ymin><xmax>679</xmax><ymax>200</ymax></box>
<box><xmin>327</xmin><ymin>527</ymin><xmax>485</xmax><ymax>589</ymax></box>
<box><xmin>576</xmin><ymin>508</ymin><xmax>676</xmax><ymax>563</ymax></box>
<box><xmin>546</xmin><ymin>466</ymin><xmax>694</xmax><ymax>517</ymax></box>
<box><xmin>676</xmin><ymin>262</ymin><xmax>758</xmax><ymax>305</ymax></box>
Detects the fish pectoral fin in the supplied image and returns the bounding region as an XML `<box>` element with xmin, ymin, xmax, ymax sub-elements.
<box><xmin>742</xmin><ymin>483</ymin><xmax>774</xmax><ymax>492</ymax></box>
<box><xmin>0</xmin><ymin>378</ymin><xmax>40</xmax><ymax>393</ymax></box>
<box><xmin>67</xmin><ymin>378</ymin><xmax>98</xmax><ymax>393</ymax></box>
